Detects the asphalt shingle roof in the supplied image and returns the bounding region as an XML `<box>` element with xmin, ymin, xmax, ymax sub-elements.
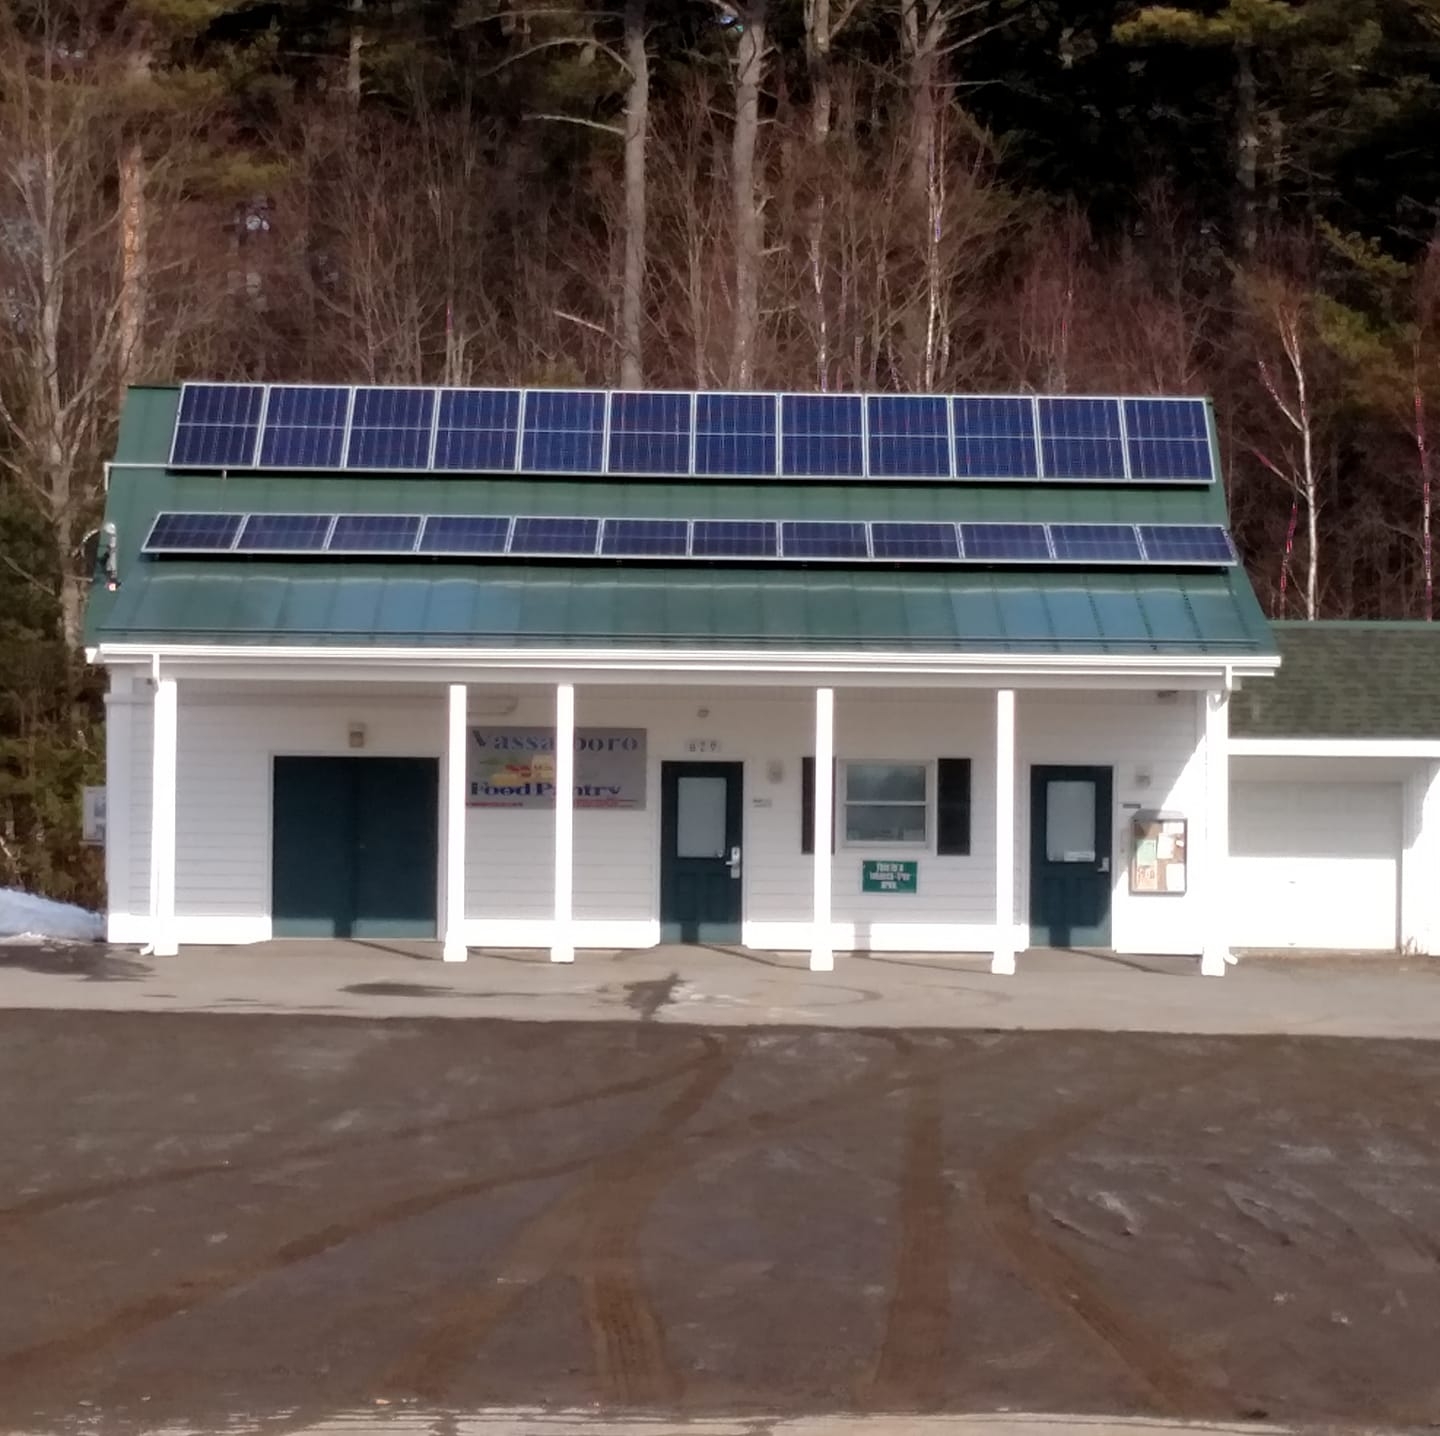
<box><xmin>1231</xmin><ymin>622</ymin><xmax>1440</xmax><ymax>738</ymax></box>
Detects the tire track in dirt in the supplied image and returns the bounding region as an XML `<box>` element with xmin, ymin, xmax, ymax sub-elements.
<box><xmin>0</xmin><ymin>1041</ymin><xmax>719</xmax><ymax>1227</ymax></box>
<box><xmin>862</xmin><ymin>1054</ymin><xmax>950</xmax><ymax>1411</ymax></box>
<box><xmin>379</xmin><ymin>1033</ymin><xmax>735</xmax><ymax>1402</ymax></box>
<box><xmin>0</xmin><ymin>1039</ymin><xmax>731</xmax><ymax>1395</ymax></box>
<box><xmin>972</xmin><ymin>1052</ymin><xmax>1237</xmax><ymax>1420</ymax></box>
<box><xmin>382</xmin><ymin>1029</ymin><xmax>951</xmax><ymax>1405</ymax></box>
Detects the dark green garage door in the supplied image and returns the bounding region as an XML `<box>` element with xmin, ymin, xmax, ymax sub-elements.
<box><xmin>272</xmin><ymin>756</ymin><xmax>439</xmax><ymax>939</ymax></box>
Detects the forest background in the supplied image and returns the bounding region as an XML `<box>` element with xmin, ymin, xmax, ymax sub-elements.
<box><xmin>1</xmin><ymin>0</ymin><xmax>1438</xmax><ymax>905</ymax></box>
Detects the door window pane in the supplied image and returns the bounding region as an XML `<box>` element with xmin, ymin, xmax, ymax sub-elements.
<box><xmin>676</xmin><ymin>776</ymin><xmax>727</xmax><ymax>858</ymax></box>
<box><xmin>1046</xmin><ymin>779</ymin><xmax>1096</xmax><ymax>862</ymax></box>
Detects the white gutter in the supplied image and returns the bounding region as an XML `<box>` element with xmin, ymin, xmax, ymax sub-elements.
<box><xmin>94</xmin><ymin>640</ymin><xmax>1280</xmax><ymax>684</ymax></box>
<box><xmin>1229</xmin><ymin>736</ymin><xmax>1440</xmax><ymax>759</ymax></box>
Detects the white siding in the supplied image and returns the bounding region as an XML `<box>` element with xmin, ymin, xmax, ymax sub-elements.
<box><xmin>110</xmin><ymin>679</ymin><xmax>1209</xmax><ymax>956</ymax></box>
<box><xmin>1229</xmin><ymin>778</ymin><xmax>1402</xmax><ymax>950</ymax></box>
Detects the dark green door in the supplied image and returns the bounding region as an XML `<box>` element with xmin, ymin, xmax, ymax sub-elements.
<box><xmin>660</xmin><ymin>761</ymin><xmax>743</xmax><ymax>943</ymax></box>
<box><xmin>272</xmin><ymin>756</ymin><xmax>438</xmax><ymax>939</ymax></box>
<box><xmin>1029</xmin><ymin>765</ymin><xmax>1114</xmax><ymax>948</ymax></box>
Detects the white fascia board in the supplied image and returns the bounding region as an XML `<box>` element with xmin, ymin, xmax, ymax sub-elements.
<box><xmin>94</xmin><ymin>642</ymin><xmax>1280</xmax><ymax>687</ymax></box>
<box><xmin>1230</xmin><ymin>736</ymin><xmax>1440</xmax><ymax>759</ymax></box>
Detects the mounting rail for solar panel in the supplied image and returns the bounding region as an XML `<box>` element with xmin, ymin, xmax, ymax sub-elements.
<box><xmin>142</xmin><ymin>512</ymin><xmax>1239</xmax><ymax>568</ymax></box>
<box><xmin>167</xmin><ymin>382</ymin><xmax>1220</xmax><ymax>486</ymax></box>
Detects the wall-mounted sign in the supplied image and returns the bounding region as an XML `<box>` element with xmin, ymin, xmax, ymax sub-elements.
<box><xmin>862</xmin><ymin>859</ymin><xmax>918</xmax><ymax>894</ymax></box>
<box><xmin>469</xmin><ymin>727</ymin><xmax>647</xmax><ymax>809</ymax></box>
<box><xmin>1130</xmin><ymin>813</ymin><xmax>1187</xmax><ymax>894</ymax></box>
<box><xmin>82</xmin><ymin>786</ymin><xmax>106</xmax><ymax>846</ymax></box>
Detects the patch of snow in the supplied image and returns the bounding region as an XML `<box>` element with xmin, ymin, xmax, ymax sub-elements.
<box><xmin>0</xmin><ymin>887</ymin><xmax>103</xmax><ymax>943</ymax></box>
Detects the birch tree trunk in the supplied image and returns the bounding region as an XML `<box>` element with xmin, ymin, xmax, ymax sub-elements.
<box><xmin>620</xmin><ymin>0</ymin><xmax>649</xmax><ymax>388</ymax></box>
<box><xmin>729</xmin><ymin>2</ymin><xmax>766</xmax><ymax>388</ymax></box>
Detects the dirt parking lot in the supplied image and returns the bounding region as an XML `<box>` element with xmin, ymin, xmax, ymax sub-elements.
<box><xmin>1</xmin><ymin>1011</ymin><xmax>1439</xmax><ymax>1433</ymax></box>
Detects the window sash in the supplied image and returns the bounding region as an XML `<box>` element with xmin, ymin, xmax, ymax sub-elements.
<box><xmin>843</xmin><ymin>761</ymin><xmax>928</xmax><ymax>845</ymax></box>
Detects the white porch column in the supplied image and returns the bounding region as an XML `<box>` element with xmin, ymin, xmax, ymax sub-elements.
<box><xmin>441</xmin><ymin>683</ymin><xmax>469</xmax><ymax>962</ymax></box>
<box><xmin>992</xmin><ymin>688</ymin><xmax>1016</xmax><ymax>976</ymax></box>
<box><xmin>551</xmin><ymin>681</ymin><xmax>576</xmax><ymax>963</ymax></box>
<box><xmin>1200</xmin><ymin>688</ymin><xmax>1231</xmax><ymax>977</ymax></box>
<box><xmin>148</xmin><ymin>675</ymin><xmax>178</xmax><ymax>957</ymax></box>
<box><xmin>811</xmin><ymin>686</ymin><xmax>835</xmax><ymax>972</ymax></box>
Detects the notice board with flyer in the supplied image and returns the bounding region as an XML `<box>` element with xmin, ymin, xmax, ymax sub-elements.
<box><xmin>1129</xmin><ymin>812</ymin><xmax>1188</xmax><ymax>895</ymax></box>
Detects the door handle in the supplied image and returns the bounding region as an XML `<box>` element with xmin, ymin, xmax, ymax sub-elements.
<box><xmin>727</xmin><ymin>845</ymin><xmax>742</xmax><ymax>880</ymax></box>
<box><xmin>1098</xmin><ymin>856</ymin><xmax>1110</xmax><ymax>874</ymax></box>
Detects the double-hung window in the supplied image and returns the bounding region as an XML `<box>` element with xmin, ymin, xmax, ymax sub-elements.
<box><xmin>842</xmin><ymin>761</ymin><xmax>928</xmax><ymax>844</ymax></box>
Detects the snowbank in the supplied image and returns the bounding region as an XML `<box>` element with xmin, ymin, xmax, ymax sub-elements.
<box><xmin>0</xmin><ymin>888</ymin><xmax>103</xmax><ymax>943</ymax></box>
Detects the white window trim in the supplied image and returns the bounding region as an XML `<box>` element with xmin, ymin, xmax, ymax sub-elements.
<box><xmin>840</xmin><ymin>758</ymin><xmax>931</xmax><ymax>849</ymax></box>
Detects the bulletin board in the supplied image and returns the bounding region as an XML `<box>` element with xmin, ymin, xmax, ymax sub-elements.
<box><xmin>1130</xmin><ymin>813</ymin><xmax>1188</xmax><ymax>895</ymax></box>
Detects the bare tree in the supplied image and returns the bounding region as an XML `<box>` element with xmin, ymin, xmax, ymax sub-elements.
<box><xmin>719</xmin><ymin>1</ymin><xmax>767</xmax><ymax>387</ymax></box>
<box><xmin>619</xmin><ymin>0</ymin><xmax>648</xmax><ymax>387</ymax></box>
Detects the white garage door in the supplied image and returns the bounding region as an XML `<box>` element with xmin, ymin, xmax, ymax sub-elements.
<box><xmin>1229</xmin><ymin>781</ymin><xmax>1401</xmax><ymax>950</ymax></box>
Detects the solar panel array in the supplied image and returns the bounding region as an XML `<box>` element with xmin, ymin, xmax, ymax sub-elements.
<box><xmin>143</xmin><ymin>512</ymin><xmax>1238</xmax><ymax>567</ymax></box>
<box><xmin>169</xmin><ymin>384</ymin><xmax>1218</xmax><ymax>484</ymax></box>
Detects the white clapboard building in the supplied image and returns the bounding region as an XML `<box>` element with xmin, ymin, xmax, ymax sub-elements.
<box><xmin>82</xmin><ymin>383</ymin><xmax>1431</xmax><ymax>973</ymax></box>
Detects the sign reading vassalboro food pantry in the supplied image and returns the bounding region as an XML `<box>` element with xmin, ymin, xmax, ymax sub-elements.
<box><xmin>468</xmin><ymin>727</ymin><xmax>647</xmax><ymax>808</ymax></box>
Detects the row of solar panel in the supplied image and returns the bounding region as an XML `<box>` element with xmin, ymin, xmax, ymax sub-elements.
<box><xmin>170</xmin><ymin>384</ymin><xmax>1218</xmax><ymax>485</ymax></box>
<box><xmin>143</xmin><ymin>512</ymin><xmax>1238</xmax><ymax>566</ymax></box>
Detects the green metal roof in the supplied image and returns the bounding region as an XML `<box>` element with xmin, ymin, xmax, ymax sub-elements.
<box><xmin>87</xmin><ymin>385</ymin><xmax>1274</xmax><ymax>659</ymax></box>
<box><xmin>1231</xmin><ymin>621</ymin><xmax>1440</xmax><ymax>738</ymax></box>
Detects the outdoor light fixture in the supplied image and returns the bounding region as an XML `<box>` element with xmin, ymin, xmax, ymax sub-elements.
<box><xmin>347</xmin><ymin>722</ymin><xmax>367</xmax><ymax>749</ymax></box>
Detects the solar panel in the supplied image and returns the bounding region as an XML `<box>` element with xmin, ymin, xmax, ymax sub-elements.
<box><xmin>1048</xmin><ymin>522</ymin><xmax>1143</xmax><ymax>563</ymax></box>
<box><xmin>1038</xmin><ymin>397</ymin><xmax>1126</xmax><ymax>480</ymax></box>
<box><xmin>418</xmin><ymin>515</ymin><xmax>511</xmax><ymax>555</ymax></box>
<box><xmin>781</xmin><ymin>395</ymin><xmax>864</xmax><ymax>478</ymax></box>
<box><xmin>509</xmin><ymin>515</ymin><xmax>602</xmax><ymax>556</ymax></box>
<box><xmin>780</xmin><ymin>520</ymin><xmax>869</xmax><ymax>559</ymax></box>
<box><xmin>170</xmin><ymin>385</ymin><xmax>264</xmax><ymax>468</ymax></box>
<box><xmin>235</xmin><ymin>513</ymin><xmax>334</xmax><ymax>552</ymax></box>
<box><xmin>345</xmin><ymin>388</ymin><xmax>436</xmax><ymax>470</ymax></box>
<box><xmin>1124</xmin><ymin>398</ymin><xmax>1215</xmax><ymax>482</ymax></box>
<box><xmin>690</xmin><ymin>519</ymin><xmax>778</xmax><ymax>557</ymax></box>
<box><xmin>327</xmin><ymin>514</ymin><xmax>422</xmax><ymax>553</ymax></box>
<box><xmin>434</xmin><ymin>389</ymin><xmax>521</xmax><ymax>472</ymax></box>
<box><xmin>520</xmin><ymin>390</ymin><xmax>606</xmax><ymax>474</ymax></box>
<box><xmin>600</xmin><ymin>517</ymin><xmax>690</xmax><ymax>557</ymax></box>
<box><xmin>960</xmin><ymin>522</ymin><xmax>1051</xmax><ymax>561</ymax></box>
<box><xmin>1138</xmin><ymin>524</ymin><xmax>1236</xmax><ymax>565</ymax></box>
<box><xmin>695</xmin><ymin>393</ymin><xmax>777</xmax><ymax>477</ymax></box>
<box><xmin>257</xmin><ymin>386</ymin><xmax>352</xmax><ymax>468</ymax></box>
<box><xmin>867</xmin><ymin>396</ymin><xmax>952</xmax><ymax>479</ymax></box>
<box><xmin>143</xmin><ymin>512</ymin><xmax>244</xmax><ymax>552</ymax></box>
<box><xmin>869</xmin><ymin>521</ymin><xmax>961</xmax><ymax>560</ymax></box>
<box><xmin>607</xmin><ymin>392</ymin><xmax>691</xmax><ymax>476</ymax></box>
<box><xmin>953</xmin><ymin>397</ymin><xmax>1038</xmax><ymax>479</ymax></box>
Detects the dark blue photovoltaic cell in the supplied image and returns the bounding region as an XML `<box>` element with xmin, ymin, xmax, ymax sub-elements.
<box><xmin>869</xmin><ymin>522</ymin><xmax>961</xmax><ymax>560</ymax></box>
<box><xmin>600</xmin><ymin>518</ymin><xmax>690</xmax><ymax>557</ymax></box>
<box><xmin>1138</xmin><ymin>525</ymin><xmax>1236</xmax><ymax>564</ymax></box>
<box><xmin>953</xmin><ymin>397</ymin><xmax>1038</xmax><ymax>479</ymax></box>
<box><xmin>144</xmin><ymin>512</ymin><xmax>245</xmax><ymax>551</ymax></box>
<box><xmin>434</xmin><ymin>390</ymin><xmax>521</xmax><ymax>471</ymax></box>
<box><xmin>1048</xmin><ymin>523</ymin><xmax>1143</xmax><ymax>562</ymax></box>
<box><xmin>520</xmin><ymin>391</ymin><xmax>606</xmax><ymax>474</ymax></box>
<box><xmin>418</xmin><ymin>515</ymin><xmax>511</xmax><ymax>554</ymax></box>
<box><xmin>780</xmin><ymin>395</ymin><xmax>864</xmax><ymax>478</ymax></box>
<box><xmin>1124</xmin><ymin>399</ymin><xmax>1215</xmax><ymax>482</ymax></box>
<box><xmin>695</xmin><ymin>394</ymin><xmax>777</xmax><ymax>476</ymax></box>
<box><xmin>1038</xmin><ymin>397</ymin><xmax>1126</xmax><ymax>480</ymax></box>
<box><xmin>780</xmin><ymin>520</ymin><xmax>869</xmax><ymax>558</ymax></box>
<box><xmin>171</xmin><ymin>385</ymin><xmax>264</xmax><ymax>467</ymax></box>
<box><xmin>510</xmin><ymin>515</ymin><xmax>602</xmax><ymax>556</ymax></box>
<box><xmin>258</xmin><ymin>387</ymin><xmax>351</xmax><ymax>468</ymax></box>
<box><xmin>607</xmin><ymin>393</ymin><xmax>691</xmax><ymax>475</ymax></box>
<box><xmin>691</xmin><ymin>519</ymin><xmax>778</xmax><ymax>557</ymax></box>
<box><xmin>345</xmin><ymin>388</ymin><xmax>436</xmax><ymax>470</ymax></box>
<box><xmin>959</xmin><ymin>523</ymin><xmax>1051</xmax><ymax>560</ymax></box>
<box><xmin>327</xmin><ymin>514</ymin><xmax>422</xmax><ymax>552</ymax></box>
<box><xmin>866</xmin><ymin>396</ymin><xmax>951</xmax><ymax>478</ymax></box>
<box><xmin>236</xmin><ymin>513</ymin><xmax>333</xmax><ymax>551</ymax></box>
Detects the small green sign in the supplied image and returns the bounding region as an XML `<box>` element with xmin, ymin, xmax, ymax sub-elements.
<box><xmin>862</xmin><ymin>859</ymin><xmax>918</xmax><ymax>894</ymax></box>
